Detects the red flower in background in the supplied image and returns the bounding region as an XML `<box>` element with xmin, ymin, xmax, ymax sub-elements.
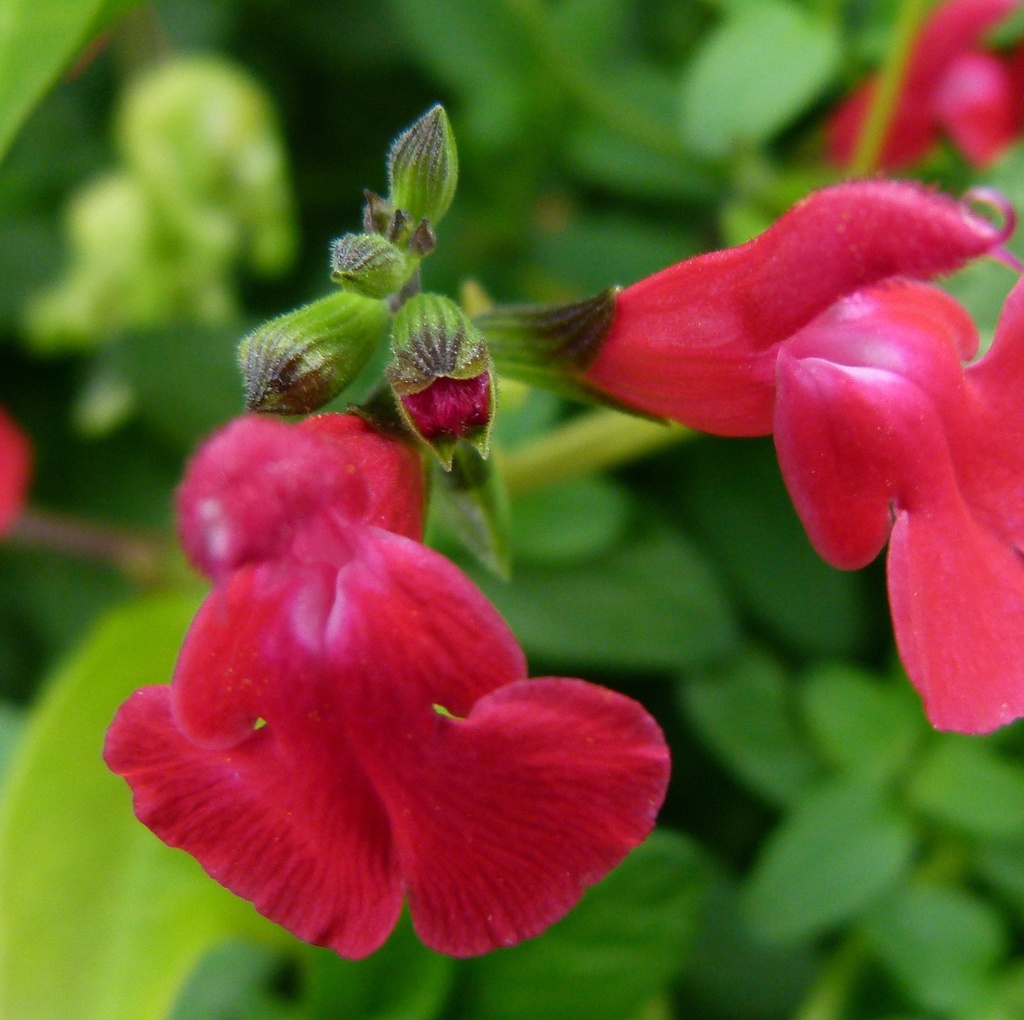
<box><xmin>827</xmin><ymin>0</ymin><xmax>1024</xmax><ymax>169</ymax></box>
<box><xmin>105</xmin><ymin>413</ymin><xmax>670</xmax><ymax>958</ymax></box>
<box><xmin>0</xmin><ymin>406</ymin><xmax>31</xmax><ymax>536</ymax></box>
<box><xmin>579</xmin><ymin>179</ymin><xmax>1024</xmax><ymax>732</ymax></box>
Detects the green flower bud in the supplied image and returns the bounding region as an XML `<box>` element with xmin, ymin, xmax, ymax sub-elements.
<box><xmin>386</xmin><ymin>105</ymin><xmax>458</xmax><ymax>228</ymax></box>
<box><xmin>239</xmin><ymin>290</ymin><xmax>390</xmax><ymax>415</ymax></box>
<box><xmin>116</xmin><ymin>56</ymin><xmax>297</xmax><ymax>278</ymax></box>
<box><xmin>329</xmin><ymin>233</ymin><xmax>412</xmax><ymax>298</ymax></box>
<box><xmin>387</xmin><ymin>293</ymin><xmax>495</xmax><ymax>468</ymax></box>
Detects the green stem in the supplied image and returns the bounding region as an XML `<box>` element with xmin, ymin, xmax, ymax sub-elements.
<box><xmin>500</xmin><ymin>0</ymin><xmax>688</xmax><ymax>160</ymax></box>
<box><xmin>792</xmin><ymin>937</ymin><xmax>866</xmax><ymax>1020</ymax></box>
<box><xmin>849</xmin><ymin>0</ymin><xmax>933</xmax><ymax>176</ymax></box>
<box><xmin>500</xmin><ymin>408</ymin><xmax>693</xmax><ymax>496</ymax></box>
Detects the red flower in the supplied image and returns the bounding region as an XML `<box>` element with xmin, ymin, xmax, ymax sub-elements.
<box><xmin>827</xmin><ymin>0</ymin><xmax>1024</xmax><ymax>170</ymax></box>
<box><xmin>0</xmin><ymin>406</ymin><xmax>31</xmax><ymax>536</ymax></box>
<box><xmin>579</xmin><ymin>179</ymin><xmax>1024</xmax><ymax>731</ymax></box>
<box><xmin>104</xmin><ymin>413</ymin><xmax>670</xmax><ymax>958</ymax></box>
<box><xmin>583</xmin><ymin>180</ymin><xmax>1014</xmax><ymax>434</ymax></box>
<box><xmin>775</xmin><ymin>277</ymin><xmax>1024</xmax><ymax>732</ymax></box>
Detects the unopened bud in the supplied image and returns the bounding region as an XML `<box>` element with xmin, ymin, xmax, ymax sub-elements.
<box><xmin>387</xmin><ymin>293</ymin><xmax>494</xmax><ymax>467</ymax></box>
<box><xmin>330</xmin><ymin>232</ymin><xmax>412</xmax><ymax>298</ymax></box>
<box><xmin>387</xmin><ymin>105</ymin><xmax>458</xmax><ymax>228</ymax></box>
<box><xmin>239</xmin><ymin>290</ymin><xmax>390</xmax><ymax>415</ymax></box>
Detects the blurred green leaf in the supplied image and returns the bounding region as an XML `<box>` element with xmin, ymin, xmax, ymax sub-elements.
<box><xmin>0</xmin><ymin>0</ymin><xmax>138</xmax><ymax>164</ymax></box>
<box><xmin>679</xmin><ymin>0</ymin><xmax>840</xmax><ymax>157</ymax></box>
<box><xmin>169</xmin><ymin>941</ymin><xmax>286</xmax><ymax>1020</ymax></box>
<box><xmin>531</xmin><ymin>211</ymin><xmax>698</xmax><ymax>294</ymax></box>
<box><xmin>460</xmin><ymin>831</ymin><xmax>707</xmax><ymax>1020</ymax></box>
<box><xmin>475</xmin><ymin>522</ymin><xmax>737</xmax><ymax>671</ymax></box>
<box><xmin>906</xmin><ymin>736</ymin><xmax>1024</xmax><ymax>840</ymax></box>
<box><xmin>742</xmin><ymin>779</ymin><xmax>916</xmax><ymax>943</ymax></box>
<box><xmin>864</xmin><ymin>885</ymin><xmax>1006</xmax><ymax>1014</ymax></box>
<box><xmin>682</xmin><ymin>647</ymin><xmax>820</xmax><ymax>808</ymax></box>
<box><xmin>302</xmin><ymin>914</ymin><xmax>453</xmax><ymax>1020</ymax></box>
<box><xmin>683</xmin><ymin>868</ymin><xmax>818</xmax><ymax>1020</ymax></box>
<box><xmin>0</xmin><ymin>595</ymin><xmax>282</xmax><ymax>1020</ymax></box>
<box><xmin>677</xmin><ymin>438</ymin><xmax>874</xmax><ymax>658</ymax></box>
<box><xmin>511</xmin><ymin>475</ymin><xmax>631</xmax><ymax>565</ymax></box>
<box><xmin>109</xmin><ymin>323</ymin><xmax>245</xmax><ymax>449</ymax></box>
<box><xmin>388</xmin><ymin>0</ymin><xmax>538</xmax><ymax>149</ymax></box>
<box><xmin>799</xmin><ymin>665</ymin><xmax>925</xmax><ymax>785</ymax></box>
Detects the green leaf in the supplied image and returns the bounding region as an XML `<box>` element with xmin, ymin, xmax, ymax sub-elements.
<box><xmin>0</xmin><ymin>595</ymin><xmax>283</xmax><ymax>1020</ymax></box>
<box><xmin>681</xmin><ymin>647</ymin><xmax>820</xmax><ymax>808</ymax></box>
<box><xmin>302</xmin><ymin>914</ymin><xmax>454</xmax><ymax>1020</ymax></box>
<box><xmin>742</xmin><ymin>779</ymin><xmax>916</xmax><ymax>944</ymax></box>
<box><xmin>0</xmin><ymin>0</ymin><xmax>138</xmax><ymax>164</ymax></box>
<box><xmin>109</xmin><ymin>323</ymin><xmax>246</xmax><ymax>449</ymax></box>
<box><xmin>474</xmin><ymin>523</ymin><xmax>737</xmax><ymax>671</ymax></box>
<box><xmin>677</xmin><ymin>438</ymin><xmax>874</xmax><ymax>658</ymax></box>
<box><xmin>684</xmin><ymin>868</ymin><xmax>819</xmax><ymax>1020</ymax></box>
<box><xmin>460</xmin><ymin>831</ymin><xmax>708</xmax><ymax>1020</ymax></box>
<box><xmin>863</xmin><ymin>885</ymin><xmax>1006</xmax><ymax>1014</ymax></box>
<box><xmin>799</xmin><ymin>665</ymin><xmax>925</xmax><ymax>785</ymax></box>
<box><xmin>679</xmin><ymin>0</ymin><xmax>840</xmax><ymax>157</ymax></box>
<box><xmin>906</xmin><ymin>736</ymin><xmax>1024</xmax><ymax>840</ymax></box>
<box><xmin>510</xmin><ymin>476</ymin><xmax>631</xmax><ymax>566</ymax></box>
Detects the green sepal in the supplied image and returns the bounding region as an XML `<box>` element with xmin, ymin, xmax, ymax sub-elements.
<box><xmin>239</xmin><ymin>290</ymin><xmax>390</xmax><ymax>415</ymax></box>
<box><xmin>386</xmin><ymin>104</ymin><xmax>459</xmax><ymax>228</ymax></box>
<box><xmin>329</xmin><ymin>232</ymin><xmax>415</xmax><ymax>299</ymax></box>
<box><xmin>429</xmin><ymin>443</ymin><xmax>512</xmax><ymax>578</ymax></box>
<box><xmin>474</xmin><ymin>288</ymin><xmax>653</xmax><ymax>414</ymax></box>
<box><xmin>388</xmin><ymin>293</ymin><xmax>496</xmax><ymax>468</ymax></box>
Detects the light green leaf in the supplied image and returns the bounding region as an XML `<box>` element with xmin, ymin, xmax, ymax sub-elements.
<box><xmin>460</xmin><ymin>832</ymin><xmax>708</xmax><ymax>1020</ymax></box>
<box><xmin>742</xmin><ymin>780</ymin><xmax>916</xmax><ymax>943</ymax></box>
<box><xmin>864</xmin><ymin>885</ymin><xmax>1006</xmax><ymax>1014</ymax></box>
<box><xmin>679</xmin><ymin>0</ymin><xmax>840</xmax><ymax>157</ymax></box>
<box><xmin>682</xmin><ymin>647</ymin><xmax>821</xmax><ymax>808</ymax></box>
<box><xmin>799</xmin><ymin>665</ymin><xmax>925</xmax><ymax>784</ymax></box>
<box><xmin>0</xmin><ymin>0</ymin><xmax>138</xmax><ymax>163</ymax></box>
<box><xmin>906</xmin><ymin>736</ymin><xmax>1024</xmax><ymax>840</ymax></box>
<box><xmin>0</xmin><ymin>595</ymin><xmax>283</xmax><ymax>1020</ymax></box>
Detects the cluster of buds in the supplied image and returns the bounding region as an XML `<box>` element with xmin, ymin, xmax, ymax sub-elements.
<box><xmin>239</xmin><ymin>105</ymin><xmax>495</xmax><ymax>468</ymax></box>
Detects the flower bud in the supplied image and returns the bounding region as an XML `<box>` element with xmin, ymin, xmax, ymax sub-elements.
<box><xmin>386</xmin><ymin>105</ymin><xmax>458</xmax><ymax>228</ymax></box>
<box><xmin>387</xmin><ymin>293</ymin><xmax>494</xmax><ymax>467</ymax></box>
<box><xmin>239</xmin><ymin>290</ymin><xmax>390</xmax><ymax>415</ymax></box>
<box><xmin>330</xmin><ymin>233</ymin><xmax>412</xmax><ymax>298</ymax></box>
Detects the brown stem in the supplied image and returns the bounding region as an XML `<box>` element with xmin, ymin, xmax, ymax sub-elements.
<box><xmin>7</xmin><ymin>509</ymin><xmax>169</xmax><ymax>588</ymax></box>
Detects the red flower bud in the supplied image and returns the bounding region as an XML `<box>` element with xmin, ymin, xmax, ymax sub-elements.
<box><xmin>399</xmin><ymin>372</ymin><xmax>491</xmax><ymax>442</ymax></box>
<box><xmin>0</xmin><ymin>407</ymin><xmax>31</xmax><ymax>536</ymax></box>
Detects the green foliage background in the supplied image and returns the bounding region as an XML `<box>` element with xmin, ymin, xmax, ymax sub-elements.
<box><xmin>2</xmin><ymin>0</ymin><xmax>1024</xmax><ymax>1018</ymax></box>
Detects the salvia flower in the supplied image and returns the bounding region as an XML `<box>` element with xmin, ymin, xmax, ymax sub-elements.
<box><xmin>775</xmin><ymin>276</ymin><xmax>1024</xmax><ymax>733</ymax></box>
<box><xmin>0</xmin><ymin>407</ymin><xmax>30</xmax><ymax>536</ymax></box>
<box><xmin>827</xmin><ymin>0</ymin><xmax>1024</xmax><ymax>170</ymax></box>
<box><xmin>104</xmin><ymin>413</ymin><xmax>669</xmax><ymax>957</ymax></box>
<box><xmin>580</xmin><ymin>180</ymin><xmax>1016</xmax><ymax>435</ymax></box>
<box><xmin>567</xmin><ymin>180</ymin><xmax>1024</xmax><ymax>733</ymax></box>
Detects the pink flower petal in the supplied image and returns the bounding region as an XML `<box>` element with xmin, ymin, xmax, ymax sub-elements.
<box><xmin>775</xmin><ymin>282</ymin><xmax>971</xmax><ymax>568</ymax></box>
<box><xmin>888</xmin><ymin>501</ymin><xmax>1024</xmax><ymax>733</ymax></box>
<box><xmin>177</xmin><ymin>414</ymin><xmax>423</xmax><ymax>580</ymax></box>
<box><xmin>104</xmin><ymin>684</ymin><xmax>404</xmax><ymax>959</ymax></box>
<box><xmin>584</xmin><ymin>182</ymin><xmax>1007</xmax><ymax>435</ymax></box>
<box><xmin>376</xmin><ymin>678</ymin><xmax>669</xmax><ymax>956</ymax></box>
